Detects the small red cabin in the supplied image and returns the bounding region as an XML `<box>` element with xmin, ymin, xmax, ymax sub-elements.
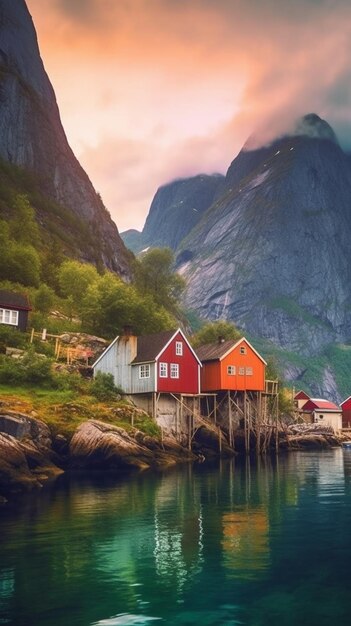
<box><xmin>341</xmin><ymin>396</ymin><xmax>351</xmax><ymax>428</ymax></box>
<box><xmin>196</xmin><ymin>337</ymin><xmax>266</xmax><ymax>393</ymax></box>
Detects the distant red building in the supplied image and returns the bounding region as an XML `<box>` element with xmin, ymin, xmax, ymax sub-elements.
<box><xmin>341</xmin><ymin>396</ymin><xmax>351</xmax><ymax>428</ymax></box>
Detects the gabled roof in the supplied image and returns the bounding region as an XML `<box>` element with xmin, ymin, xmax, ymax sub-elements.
<box><xmin>303</xmin><ymin>398</ymin><xmax>341</xmax><ymax>412</ymax></box>
<box><xmin>196</xmin><ymin>337</ymin><xmax>267</xmax><ymax>365</ymax></box>
<box><xmin>93</xmin><ymin>328</ymin><xmax>202</xmax><ymax>369</ymax></box>
<box><xmin>0</xmin><ymin>289</ymin><xmax>31</xmax><ymax>311</ymax></box>
<box><xmin>131</xmin><ymin>329</ymin><xmax>177</xmax><ymax>363</ymax></box>
<box><xmin>294</xmin><ymin>390</ymin><xmax>310</xmax><ymax>400</ymax></box>
<box><xmin>132</xmin><ymin>328</ymin><xmax>202</xmax><ymax>366</ymax></box>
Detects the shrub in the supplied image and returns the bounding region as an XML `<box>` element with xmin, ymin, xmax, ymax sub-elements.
<box><xmin>0</xmin><ymin>350</ymin><xmax>53</xmax><ymax>385</ymax></box>
<box><xmin>90</xmin><ymin>372</ymin><xmax>123</xmax><ymax>401</ymax></box>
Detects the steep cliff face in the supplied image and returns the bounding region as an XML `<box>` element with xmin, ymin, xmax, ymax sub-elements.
<box><xmin>177</xmin><ymin>115</ymin><xmax>351</xmax><ymax>355</ymax></box>
<box><xmin>0</xmin><ymin>0</ymin><xmax>131</xmax><ymax>276</ymax></box>
<box><xmin>121</xmin><ymin>174</ymin><xmax>224</xmax><ymax>253</ymax></box>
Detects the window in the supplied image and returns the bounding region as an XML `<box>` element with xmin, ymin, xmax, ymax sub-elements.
<box><xmin>238</xmin><ymin>367</ymin><xmax>245</xmax><ymax>375</ymax></box>
<box><xmin>139</xmin><ymin>364</ymin><xmax>150</xmax><ymax>379</ymax></box>
<box><xmin>246</xmin><ymin>367</ymin><xmax>253</xmax><ymax>376</ymax></box>
<box><xmin>175</xmin><ymin>341</ymin><xmax>183</xmax><ymax>356</ymax></box>
<box><xmin>170</xmin><ymin>363</ymin><xmax>179</xmax><ymax>378</ymax></box>
<box><xmin>227</xmin><ymin>365</ymin><xmax>236</xmax><ymax>375</ymax></box>
<box><xmin>0</xmin><ymin>308</ymin><xmax>18</xmax><ymax>326</ymax></box>
<box><xmin>159</xmin><ymin>362</ymin><xmax>168</xmax><ymax>378</ymax></box>
<box><xmin>240</xmin><ymin>346</ymin><xmax>247</xmax><ymax>354</ymax></box>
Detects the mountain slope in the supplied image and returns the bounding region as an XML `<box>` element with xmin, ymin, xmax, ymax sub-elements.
<box><xmin>0</xmin><ymin>0</ymin><xmax>131</xmax><ymax>276</ymax></box>
<box><xmin>177</xmin><ymin>115</ymin><xmax>351</xmax><ymax>355</ymax></box>
<box><xmin>121</xmin><ymin>174</ymin><xmax>224</xmax><ymax>254</ymax></box>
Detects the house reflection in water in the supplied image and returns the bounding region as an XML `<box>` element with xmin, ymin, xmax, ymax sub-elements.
<box><xmin>153</xmin><ymin>474</ymin><xmax>204</xmax><ymax>593</ymax></box>
<box><xmin>221</xmin><ymin>506</ymin><xmax>270</xmax><ymax>579</ymax></box>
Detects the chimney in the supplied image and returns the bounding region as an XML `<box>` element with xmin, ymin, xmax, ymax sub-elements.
<box><xmin>123</xmin><ymin>325</ymin><xmax>134</xmax><ymax>337</ymax></box>
<box><xmin>218</xmin><ymin>335</ymin><xmax>225</xmax><ymax>344</ymax></box>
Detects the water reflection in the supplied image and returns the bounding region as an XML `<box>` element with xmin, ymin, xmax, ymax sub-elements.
<box><xmin>1</xmin><ymin>451</ymin><xmax>351</xmax><ymax>625</ymax></box>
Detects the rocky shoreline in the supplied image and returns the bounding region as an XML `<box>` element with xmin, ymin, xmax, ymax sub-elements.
<box><xmin>0</xmin><ymin>411</ymin><xmax>347</xmax><ymax>503</ymax></box>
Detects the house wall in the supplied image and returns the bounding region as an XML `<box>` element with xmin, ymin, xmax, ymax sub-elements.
<box><xmin>128</xmin><ymin>392</ymin><xmax>191</xmax><ymax>434</ymax></box>
<box><xmin>201</xmin><ymin>361</ymin><xmax>221</xmax><ymax>392</ymax></box>
<box><xmin>157</xmin><ymin>331</ymin><xmax>199</xmax><ymax>394</ymax></box>
<box><xmin>131</xmin><ymin>362</ymin><xmax>156</xmax><ymax>394</ymax></box>
<box><xmin>201</xmin><ymin>340</ymin><xmax>265</xmax><ymax>392</ymax></box>
<box><xmin>342</xmin><ymin>409</ymin><xmax>351</xmax><ymax>428</ymax></box>
<box><xmin>94</xmin><ymin>335</ymin><xmax>138</xmax><ymax>393</ymax></box>
<box><xmin>313</xmin><ymin>410</ymin><xmax>342</xmax><ymax>432</ymax></box>
<box><xmin>0</xmin><ymin>307</ymin><xmax>28</xmax><ymax>331</ymax></box>
<box><xmin>220</xmin><ymin>344</ymin><xmax>265</xmax><ymax>391</ymax></box>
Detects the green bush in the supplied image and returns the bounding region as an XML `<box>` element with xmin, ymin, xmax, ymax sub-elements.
<box><xmin>90</xmin><ymin>372</ymin><xmax>123</xmax><ymax>401</ymax></box>
<box><xmin>0</xmin><ymin>326</ymin><xmax>29</xmax><ymax>353</ymax></box>
<box><xmin>0</xmin><ymin>350</ymin><xmax>53</xmax><ymax>385</ymax></box>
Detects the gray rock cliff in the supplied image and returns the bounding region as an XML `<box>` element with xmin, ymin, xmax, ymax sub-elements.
<box><xmin>175</xmin><ymin>114</ymin><xmax>351</xmax><ymax>355</ymax></box>
<box><xmin>121</xmin><ymin>174</ymin><xmax>224</xmax><ymax>253</ymax></box>
<box><xmin>0</xmin><ymin>0</ymin><xmax>131</xmax><ymax>276</ymax></box>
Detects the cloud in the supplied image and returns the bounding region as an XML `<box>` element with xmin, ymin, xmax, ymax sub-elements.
<box><xmin>26</xmin><ymin>0</ymin><xmax>351</xmax><ymax>230</ymax></box>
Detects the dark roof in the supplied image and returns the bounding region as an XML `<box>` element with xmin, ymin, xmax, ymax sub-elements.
<box><xmin>0</xmin><ymin>290</ymin><xmax>31</xmax><ymax>310</ymax></box>
<box><xmin>195</xmin><ymin>339</ymin><xmax>238</xmax><ymax>362</ymax></box>
<box><xmin>131</xmin><ymin>329</ymin><xmax>177</xmax><ymax>363</ymax></box>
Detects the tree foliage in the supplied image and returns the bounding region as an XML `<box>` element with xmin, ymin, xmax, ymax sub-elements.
<box><xmin>133</xmin><ymin>247</ymin><xmax>185</xmax><ymax>314</ymax></box>
<box><xmin>58</xmin><ymin>260</ymin><xmax>100</xmax><ymax>311</ymax></box>
<box><xmin>191</xmin><ymin>320</ymin><xmax>241</xmax><ymax>348</ymax></box>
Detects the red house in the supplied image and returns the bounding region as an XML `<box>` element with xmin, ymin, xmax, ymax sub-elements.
<box><xmin>196</xmin><ymin>337</ymin><xmax>266</xmax><ymax>393</ymax></box>
<box><xmin>302</xmin><ymin>398</ymin><xmax>342</xmax><ymax>432</ymax></box>
<box><xmin>93</xmin><ymin>329</ymin><xmax>202</xmax><ymax>433</ymax></box>
<box><xmin>341</xmin><ymin>396</ymin><xmax>351</xmax><ymax>428</ymax></box>
<box><xmin>294</xmin><ymin>390</ymin><xmax>310</xmax><ymax>411</ymax></box>
<box><xmin>93</xmin><ymin>328</ymin><xmax>201</xmax><ymax>395</ymax></box>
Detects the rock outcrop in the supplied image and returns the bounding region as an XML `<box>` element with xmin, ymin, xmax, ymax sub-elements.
<box><xmin>0</xmin><ymin>0</ymin><xmax>131</xmax><ymax>276</ymax></box>
<box><xmin>0</xmin><ymin>411</ymin><xmax>63</xmax><ymax>498</ymax></box>
<box><xmin>69</xmin><ymin>420</ymin><xmax>196</xmax><ymax>470</ymax></box>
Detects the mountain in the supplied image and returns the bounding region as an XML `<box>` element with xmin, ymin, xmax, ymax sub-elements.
<box><xmin>121</xmin><ymin>174</ymin><xmax>224</xmax><ymax>253</ymax></box>
<box><xmin>0</xmin><ymin>0</ymin><xmax>131</xmax><ymax>277</ymax></box>
<box><xmin>135</xmin><ymin>113</ymin><xmax>351</xmax><ymax>400</ymax></box>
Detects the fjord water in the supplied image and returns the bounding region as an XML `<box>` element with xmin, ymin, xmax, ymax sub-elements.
<box><xmin>1</xmin><ymin>450</ymin><xmax>351</xmax><ymax>626</ymax></box>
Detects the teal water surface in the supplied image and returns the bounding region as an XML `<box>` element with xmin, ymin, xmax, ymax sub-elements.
<box><xmin>1</xmin><ymin>449</ymin><xmax>351</xmax><ymax>626</ymax></box>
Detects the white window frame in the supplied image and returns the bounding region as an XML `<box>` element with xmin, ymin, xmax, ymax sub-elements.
<box><xmin>238</xmin><ymin>367</ymin><xmax>245</xmax><ymax>375</ymax></box>
<box><xmin>159</xmin><ymin>362</ymin><xmax>168</xmax><ymax>378</ymax></box>
<box><xmin>240</xmin><ymin>346</ymin><xmax>247</xmax><ymax>355</ymax></box>
<box><xmin>246</xmin><ymin>367</ymin><xmax>253</xmax><ymax>376</ymax></box>
<box><xmin>0</xmin><ymin>308</ymin><xmax>18</xmax><ymax>326</ymax></box>
<box><xmin>227</xmin><ymin>365</ymin><xmax>236</xmax><ymax>376</ymax></box>
<box><xmin>139</xmin><ymin>364</ymin><xmax>150</xmax><ymax>379</ymax></box>
<box><xmin>170</xmin><ymin>363</ymin><xmax>179</xmax><ymax>379</ymax></box>
<box><xmin>175</xmin><ymin>341</ymin><xmax>183</xmax><ymax>356</ymax></box>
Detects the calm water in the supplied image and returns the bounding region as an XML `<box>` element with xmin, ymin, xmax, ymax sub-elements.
<box><xmin>1</xmin><ymin>449</ymin><xmax>351</xmax><ymax>626</ymax></box>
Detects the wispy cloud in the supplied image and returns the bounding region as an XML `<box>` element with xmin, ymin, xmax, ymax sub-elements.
<box><xmin>27</xmin><ymin>0</ymin><xmax>351</xmax><ymax>229</ymax></box>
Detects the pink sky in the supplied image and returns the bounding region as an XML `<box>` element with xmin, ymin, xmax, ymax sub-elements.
<box><xmin>26</xmin><ymin>0</ymin><xmax>351</xmax><ymax>232</ymax></box>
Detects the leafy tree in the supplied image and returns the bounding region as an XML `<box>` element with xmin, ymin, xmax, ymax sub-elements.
<box><xmin>9</xmin><ymin>194</ymin><xmax>40</xmax><ymax>247</ymax></box>
<box><xmin>133</xmin><ymin>247</ymin><xmax>185</xmax><ymax>313</ymax></box>
<box><xmin>191</xmin><ymin>320</ymin><xmax>241</xmax><ymax>348</ymax></box>
<box><xmin>58</xmin><ymin>260</ymin><xmax>100</xmax><ymax>311</ymax></box>
<box><xmin>34</xmin><ymin>283</ymin><xmax>56</xmax><ymax>315</ymax></box>
<box><xmin>0</xmin><ymin>218</ymin><xmax>41</xmax><ymax>286</ymax></box>
<box><xmin>81</xmin><ymin>271</ymin><xmax>175</xmax><ymax>337</ymax></box>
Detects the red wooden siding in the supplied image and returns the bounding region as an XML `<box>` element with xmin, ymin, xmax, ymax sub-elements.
<box><xmin>200</xmin><ymin>339</ymin><xmax>265</xmax><ymax>392</ymax></box>
<box><xmin>157</xmin><ymin>331</ymin><xmax>199</xmax><ymax>394</ymax></box>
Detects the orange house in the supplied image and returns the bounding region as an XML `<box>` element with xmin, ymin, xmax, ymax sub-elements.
<box><xmin>196</xmin><ymin>337</ymin><xmax>266</xmax><ymax>393</ymax></box>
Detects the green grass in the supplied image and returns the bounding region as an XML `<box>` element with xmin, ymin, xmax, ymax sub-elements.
<box><xmin>0</xmin><ymin>383</ymin><xmax>161</xmax><ymax>439</ymax></box>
